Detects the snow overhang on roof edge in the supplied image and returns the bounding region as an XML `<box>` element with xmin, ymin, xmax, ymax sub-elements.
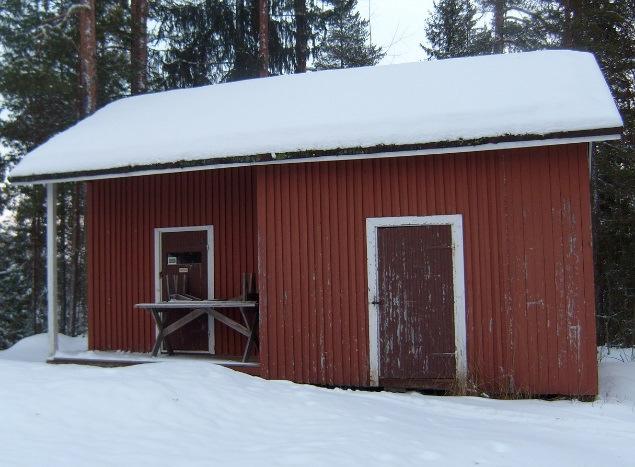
<box><xmin>8</xmin><ymin>128</ymin><xmax>622</xmax><ymax>185</ymax></box>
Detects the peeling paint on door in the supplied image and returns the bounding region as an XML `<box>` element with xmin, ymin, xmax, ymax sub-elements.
<box><xmin>377</xmin><ymin>225</ymin><xmax>455</xmax><ymax>384</ymax></box>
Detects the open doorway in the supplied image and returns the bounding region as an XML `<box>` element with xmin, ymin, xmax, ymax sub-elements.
<box><xmin>154</xmin><ymin>226</ymin><xmax>214</xmax><ymax>353</ymax></box>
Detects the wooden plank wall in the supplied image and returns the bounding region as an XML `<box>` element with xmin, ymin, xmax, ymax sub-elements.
<box><xmin>255</xmin><ymin>143</ymin><xmax>597</xmax><ymax>395</ymax></box>
<box><xmin>86</xmin><ymin>167</ymin><xmax>257</xmax><ymax>355</ymax></box>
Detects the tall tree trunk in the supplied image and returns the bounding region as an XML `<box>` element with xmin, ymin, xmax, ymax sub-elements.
<box><xmin>492</xmin><ymin>0</ymin><xmax>505</xmax><ymax>53</ymax></box>
<box><xmin>562</xmin><ymin>0</ymin><xmax>584</xmax><ymax>48</ymax></box>
<box><xmin>234</xmin><ymin>0</ymin><xmax>246</xmax><ymax>75</ymax></box>
<box><xmin>258</xmin><ymin>0</ymin><xmax>269</xmax><ymax>77</ymax></box>
<box><xmin>79</xmin><ymin>0</ymin><xmax>97</xmax><ymax>116</ymax></box>
<box><xmin>131</xmin><ymin>0</ymin><xmax>148</xmax><ymax>94</ymax></box>
<box><xmin>31</xmin><ymin>194</ymin><xmax>42</xmax><ymax>335</ymax></box>
<box><xmin>68</xmin><ymin>0</ymin><xmax>97</xmax><ymax>336</ymax></box>
<box><xmin>562</xmin><ymin>0</ymin><xmax>574</xmax><ymax>48</ymax></box>
<box><xmin>69</xmin><ymin>184</ymin><xmax>82</xmax><ymax>336</ymax></box>
<box><xmin>294</xmin><ymin>0</ymin><xmax>308</xmax><ymax>73</ymax></box>
<box><xmin>58</xmin><ymin>185</ymin><xmax>68</xmax><ymax>335</ymax></box>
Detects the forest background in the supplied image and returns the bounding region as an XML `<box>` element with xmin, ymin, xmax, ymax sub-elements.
<box><xmin>0</xmin><ymin>0</ymin><xmax>632</xmax><ymax>350</ymax></box>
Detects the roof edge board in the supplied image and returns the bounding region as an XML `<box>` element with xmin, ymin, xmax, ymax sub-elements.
<box><xmin>9</xmin><ymin>129</ymin><xmax>622</xmax><ymax>185</ymax></box>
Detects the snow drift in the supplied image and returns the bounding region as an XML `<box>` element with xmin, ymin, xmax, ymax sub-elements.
<box><xmin>0</xmin><ymin>333</ymin><xmax>86</xmax><ymax>362</ymax></box>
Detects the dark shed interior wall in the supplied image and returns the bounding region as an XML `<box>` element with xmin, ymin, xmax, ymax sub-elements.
<box><xmin>255</xmin><ymin>143</ymin><xmax>597</xmax><ymax>395</ymax></box>
<box><xmin>86</xmin><ymin>167</ymin><xmax>257</xmax><ymax>355</ymax></box>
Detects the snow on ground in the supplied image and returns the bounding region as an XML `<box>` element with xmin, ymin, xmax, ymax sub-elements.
<box><xmin>0</xmin><ymin>333</ymin><xmax>86</xmax><ymax>362</ymax></box>
<box><xmin>1</xmin><ymin>337</ymin><xmax>634</xmax><ymax>467</ymax></box>
<box><xmin>599</xmin><ymin>347</ymin><xmax>635</xmax><ymax>404</ymax></box>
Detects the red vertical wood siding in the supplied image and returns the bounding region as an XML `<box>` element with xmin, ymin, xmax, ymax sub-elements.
<box><xmin>256</xmin><ymin>143</ymin><xmax>597</xmax><ymax>395</ymax></box>
<box><xmin>87</xmin><ymin>168</ymin><xmax>257</xmax><ymax>355</ymax></box>
<box><xmin>87</xmin><ymin>143</ymin><xmax>597</xmax><ymax>395</ymax></box>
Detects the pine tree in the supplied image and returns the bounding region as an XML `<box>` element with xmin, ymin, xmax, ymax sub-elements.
<box><xmin>258</xmin><ymin>0</ymin><xmax>269</xmax><ymax>76</ymax></box>
<box><xmin>314</xmin><ymin>0</ymin><xmax>384</xmax><ymax>70</ymax></box>
<box><xmin>79</xmin><ymin>0</ymin><xmax>98</xmax><ymax>116</ymax></box>
<box><xmin>491</xmin><ymin>0</ymin><xmax>505</xmax><ymax>52</ymax></box>
<box><xmin>131</xmin><ymin>0</ymin><xmax>149</xmax><ymax>94</ymax></box>
<box><xmin>477</xmin><ymin>0</ymin><xmax>555</xmax><ymax>52</ymax></box>
<box><xmin>423</xmin><ymin>0</ymin><xmax>492</xmax><ymax>59</ymax></box>
<box><xmin>0</xmin><ymin>1</ymin><xmax>78</xmax><ymax>345</ymax></box>
<box><xmin>294</xmin><ymin>0</ymin><xmax>308</xmax><ymax>72</ymax></box>
<box><xmin>154</xmin><ymin>0</ymin><xmax>301</xmax><ymax>86</ymax></box>
<box><xmin>0</xmin><ymin>208</ymin><xmax>43</xmax><ymax>348</ymax></box>
<box><xmin>0</xmin><ymin>0</ymin><xmax>131</xmax><ymax>347</ymax></box>
<box><xmin>154</xmin><ymin>0</ymin><xmax>235</xmax><ymax>87</ymax></box>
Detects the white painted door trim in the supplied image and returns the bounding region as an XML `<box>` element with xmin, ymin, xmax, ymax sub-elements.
<box><xmin>154</xmin><ymin>225</ymin><xmax>215</xmax><ymax>354</ymax></box>
<box><xmin>366</xmin><ymin>215</ymin><xmax>467</xmax><ymax>387</ymax></box>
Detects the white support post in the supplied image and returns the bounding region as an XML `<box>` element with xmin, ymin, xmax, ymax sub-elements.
<box><xmin>46</xmin><ymin>183</ymin><xmax>58</xmax><ymax>359</ymax></box>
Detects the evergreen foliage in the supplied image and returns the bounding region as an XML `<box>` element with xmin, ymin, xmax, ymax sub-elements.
<box><xmin>153</xmin><ymin>0</ymin><xmax>238</xmax><ymax>86</ymax></box>
<box><xmin>313</xmin><ymin>0</ymin><xmax>383</xmax><ymax>70</ymax></box>
<box><xmin>0</xmin><ymin>0</ymin><xmax>131</xmax><ymax>347</ymax></box>
<box><xmin>0</xmin><ymin>1</ymin><xmax>80</xmax><ymax>344</ymax></box>
<box><xmin>474</xmin><ymin>0</ymin><xmax>563</xmax><ymax>52</ymax></box>
<box><xmin>0</xmin><ymin>194</ymin><xmax>45</xmax><ymax>348</ymax></box>
<box><xmin>0</xmin><ymin>0</ymin><xmax>632</xmax><ymax>350</ymax></box>
<box><xmin>423</xmin><ymin>0</ymin><xmax>492</xmax><ymax>59</ymax></box>
<box><xmin>154</xmin><ymin>0</ymin><xmax>333</xmax><ymax>87</ymax></box>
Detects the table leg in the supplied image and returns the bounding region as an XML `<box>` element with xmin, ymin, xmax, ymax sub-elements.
<box><xmin>150</xmin><ymin>309</ymin><xmax>175</xmax><ymax>357</ymax></box>
<box><xmin>242</xmin><ymin>311</ymin><xmax>259</xmax><ymax>363</ymax></box>
<box><xmin>151</xmin><ymin>310</ymin><xmax>165</xmax><ymax>357</ymax></box>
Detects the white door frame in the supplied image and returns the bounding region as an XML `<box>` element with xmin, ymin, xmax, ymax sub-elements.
<box><xmin>366</xmin><ymin>215</ymin><xmax>467</xmax><ymax>387</ymax></box>
<box><xmin>154</xmin><ymin>225</ymin><xmax>215</xmax><ymax>354</ymax></box>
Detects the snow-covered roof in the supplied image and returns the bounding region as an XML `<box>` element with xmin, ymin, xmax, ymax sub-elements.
<box><xmin>9</xmin><ymin>50</ymin><xmax>622</xmax><ymax>183</ymax></box>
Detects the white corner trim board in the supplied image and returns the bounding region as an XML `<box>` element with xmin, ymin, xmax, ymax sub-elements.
<box><xmin>365</xmin><ymin>215</ymin><xmax>468</xmax><ymax>387</ymax></box>
<box><xmin>153</xmin><ymin>225</ymin><xmax>215</xmax><ymax>353</ymax></box>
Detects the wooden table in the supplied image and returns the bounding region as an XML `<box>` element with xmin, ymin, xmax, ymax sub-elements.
<box><xmin>135</xmin><ymin>300</ymin><xmax>259</xmax><ymax>362</ymax></box>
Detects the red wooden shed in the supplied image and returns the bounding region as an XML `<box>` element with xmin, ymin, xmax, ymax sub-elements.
<box><xmin>9</xmin><ymin>50</ymin><xmax>623</xmax><ymax>396</ymax></box>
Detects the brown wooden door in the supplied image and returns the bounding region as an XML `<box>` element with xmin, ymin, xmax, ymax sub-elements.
<box><xmin>377</xmin><ymin>225</ymin><xmax>456</xmax><ymax>387</ymax></box>
<box><xmin>161</xmin><ymin>230</ymin><xmax>209</xmax><ymax>351</ymax></box>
